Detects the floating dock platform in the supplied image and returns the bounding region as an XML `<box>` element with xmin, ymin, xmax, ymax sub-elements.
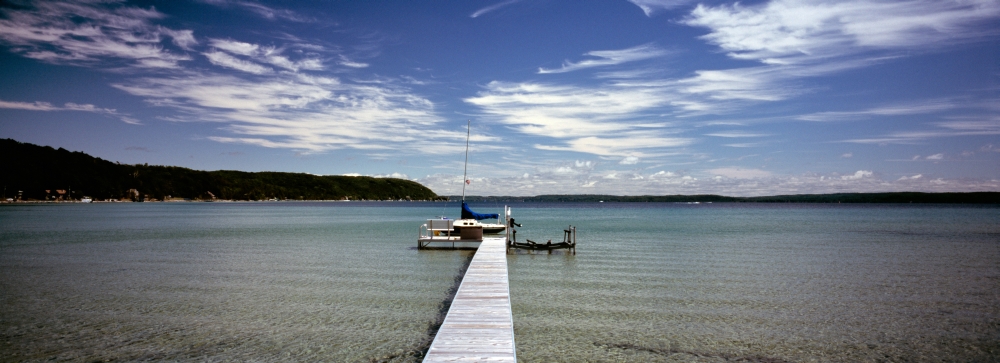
<box><xmin>423</xmin><ymin>237</ymin><xmax>516</xmax><ymax>362</ymax></box>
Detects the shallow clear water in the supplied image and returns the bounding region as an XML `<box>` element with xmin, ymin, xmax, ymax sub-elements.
<box><xmin>1</xmin><ymin>202</ymin><xmax>998</xmax><ymax>362</ymax></box>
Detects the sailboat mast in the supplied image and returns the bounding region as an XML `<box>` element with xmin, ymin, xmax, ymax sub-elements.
<box><xmin>461</xmin><ymin>120</ymin><xmax>470</xmax><ymax>202</ymax></box>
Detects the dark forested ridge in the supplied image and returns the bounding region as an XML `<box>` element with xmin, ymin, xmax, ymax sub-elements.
<box><xmin>2</xmin><ymin>139</ymin><xmax>440</xmax><ymax>201</ymax></box>
<box><xmin>457</xmin><ymin>192</ymin><xmax>1000</xmax><ymax>204</ymax></box>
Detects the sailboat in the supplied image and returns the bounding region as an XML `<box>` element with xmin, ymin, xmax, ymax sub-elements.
<box><xmin>454</xmin><ymin>121</ymin><xmax>506</xmax><ymax>235</ymax></box>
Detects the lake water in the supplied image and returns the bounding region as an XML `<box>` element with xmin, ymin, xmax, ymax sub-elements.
<box><xmin>1</xmin><ymin>202</ymin><xmax>998</xmax><ymax>362</ymax></box>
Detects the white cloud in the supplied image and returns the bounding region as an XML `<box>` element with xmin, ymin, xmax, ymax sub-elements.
<box><xmin>538</xmin><ymin>44</ymin><xmax>668</xmax><ymax>74</ymax></box>
<box><xmin>683</xmin><ymin>0</ymin><xmax>1000</xmax><ymax>66</ymax></box>
<box><xmin>543</xmin><ymin>160</ymin><xmax>595</xmax><ymax>176</ymax></box>
<box><xmin>841</xmin><ymin>116</ymin><xmax>1000</xmax><ymax>144</ymax></box>
<box><xmin>705</xmin><ymin>131</ymin><xmax>769</xmax><ymax>138</ymax></box>
<box><xmin>724</xmin><ymin>143</ymin><xmax>764</xmax><ymax>148</ymax></box>
<box><xmin>708</xmin><ymin>167</ymin><xmax>772</xmax><ymax>179</ymax></box>
<box><xmin>650</xmin><ymin>170</ymin><xmax>679</xmax><ymax>178</ymax></box>
<box><xmin>419</xmin><ymin>166</ymin><xmax>999</xmax><ymax>196</ymax></box>
<box><xmin>840</xmin><ymin>170</ymin><xmax>873</xmax><ymax>180</ymax></box>
<box><xmin>204</xmin><ymin>50</ymin><xmax>273</xmax><ymax>74</ymax></box>
<box><xmin>374</xmin><ymin>172</ymin><xmax>410</xmax><ymax>179</ymax></box>
<box><xmin>536</xmin><ymin>134</ymin><xmax>689</xmax><ymax>157</ymax></box>
<box><xmin>626</xmin><ymin>0</ymin><xmax>695</xmax><ymax>16</ymax></box>
<box><xmin>620</xmin><ymin>156</ymin><xmax>640</xmax><ymax>165</ymax></box>
<box><xmin>201</xmin><ymin>0</ymin><xmax>311</xmax><ymax>22</ymax></box>
<box><xmin>465</xmin><ymin>81</ymin><xmax>692</xmax><ymax>157</ymax></box>
<box><xmin>205</xmin><ymin>39</ymin><xmax>324</xmax><ymax>73</ymax></box>
<box><xmin>675</xmin><ymin>66</ymin><xmax>796</xmax><ymax>102</ymax></box>
<box><xmin>113</xmin><ymin>72</ymin><xmax>452</xmax><ymax>153</ymax></box>
<box><xmin>466</xmin><ymin>1</ymin><xmax>1000</xmax><ymax>144</ymax></box>
<box><xmin>936</xmin><ymin>118</ymin><xmax>1000</xmax><ymax>133</ymax></box>
<box><xmin>841</xmin><ymin>152</ymin><xmax>852</xmax><ymax>158</ymax></box>
<box><xmin>338</xmin><ymin>55</ymin><xmax>369</xmax><ymax>68</ymax></box>
<box><xmin>0</xmin><ymin>2</ymin><xmax>463</xmax><ymax>155</ymax></box>
<box><xmin>0</xmin><ymin>99</ymin><xmax>138</xmax><ymax>124</ymax></box>
<box><xmin>209</xmin><ymin>39</ymin><xmax>259</xmax><ymax>56</ymax></box>
<box><xmin>0</xmin><ymin>100</ymin><xmax>60</xmax><ymax>111</ymax></box>
<box><xmin>671</xmin><ymin>0</ymin><xmax>1000</xmax><ymax>112</ymax></box>
<box><xmin>160</xmin><ymin>28</ymin><xmax>197</xmax><ymax>50</ymax></box>
<box><xmin>798</xmin><ymin>99</ymin><xmax>957</xmax><ymax>122</ymax></box>
<box><xmin>0</xmin><ymin>1</ymin><xmax>193</xmax><ymax>68</ymax></box>
<box><xmin>471</xmin><ymin>0</ymin><xmax>523</xmax><ymax>18</ymax></box>
<box><xmin>926</xmin><ymin>153</ymin><xmax>944</xmax><ymax>160</ymax></box>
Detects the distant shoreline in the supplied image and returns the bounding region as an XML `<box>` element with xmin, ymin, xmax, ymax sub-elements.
<box><xmin>5</xmin><ymin>192</ymin><xmax>998</xmax><ymax>204</ymax></box>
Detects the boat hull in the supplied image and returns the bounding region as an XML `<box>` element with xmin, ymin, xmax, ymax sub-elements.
<box><xmin>454</xmin><ymin>224</ymin><xmax>505</xmax><ymax>234</ymax></box>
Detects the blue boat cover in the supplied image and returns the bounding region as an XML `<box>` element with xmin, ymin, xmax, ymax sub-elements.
<box><xmin>461</xmin><ymin>202</ymin><xmax>499</xmax><ymax>220</ymax></box>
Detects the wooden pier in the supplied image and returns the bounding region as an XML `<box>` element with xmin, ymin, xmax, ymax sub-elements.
<box><xmin>424</xmin><ymin>237</ymin><xmax>516</xmax><ymax>362</ymax></box>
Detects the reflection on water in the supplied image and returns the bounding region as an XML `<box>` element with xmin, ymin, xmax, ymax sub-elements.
<box><xmin>1</xmin><ymin>202</ymin><xmax>998</xmax><ymax>362</ymax></box>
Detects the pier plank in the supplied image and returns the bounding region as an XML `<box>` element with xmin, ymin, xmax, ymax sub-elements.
<box><xmin>424</xmin><ymin>237</ymin><xmax>516</xmax><ymax>362</ymax></box>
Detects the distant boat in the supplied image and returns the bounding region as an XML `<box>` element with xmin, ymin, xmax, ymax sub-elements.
<box><xmin>453</xmin><ymin>120</ymin><xmax>505</xmax><ymax>234</ymax></box>
<box><xmin>455</xmin><ymin>121</ymin><xmax>507</xmax><ymax>234</ymax></box>
<box><xmin>419</xmin><ymin>120</ymin><xmax>505</xmax><ymax>245</ymax></box>
<box><xmin>80</xmin><ymin>197</ymin><xmax>92</xmax><ymax>203</ymax></box>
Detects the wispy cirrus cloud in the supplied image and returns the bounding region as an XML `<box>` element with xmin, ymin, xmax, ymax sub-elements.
<box><xmin>470</xmin><ymin>0</ymin><xmax>523</xmax><ymax>18</ymax></box>
<box><xmin>842</xmin><ymin>116</ymin><xmax>1000</xmax><ymax>144</ymax></box>
<box><xmin>199</xmin><ymin>0</ymin><xmax>312</xmax><ymax>22</ymax></box>
<box><xmin>669</xmin><ymin>0</ymin><xmax>1000</xmax><ymax>109</ymax></box>
<box><xmin>935</xmin><ymin>118</ymin><xmax>1000</xmax><ymax>134</ymax></box>
<box><xmin>203</xmin><ymin>50</ymin><xmax>273</xmax><ymax>74</ymax></box>
<box><xmin>705</xmin><ymin>131</ymin><xmax>769</xmax><ymax>138</ymax></box>
<box><xmin>337</xmin><ymin>55</ymin><xmax>369</xmax><ymax>68</ymax></box>
<box><xmin>465</xmin><ymin>60</ymin><xmax>787</xmax><ymax>159</ymax></box>
<box><xmin>675</xmin><ymin>67</ymin><xmax>797</xmax><ymax>102</ymax></box>
<box><xmin>0</xmin><ymin>0</ymin><xmax>194</xmax><ymax>68</ymax></box>
<box><xmin>475</xmin><ymin>0</ymin><xmax>1000</xmax><ymax>154</ymax></box>
<box><xmin>465</xmin><ymin>81</ymin><xmax>691</xmax><ymax>157</ymax></box>
<box><xmin>0</xmin><ymin>1</ymin><xmax>448</xmax><ymax>153</ymax></box>
<box><xmin>465</xmin><ymin>0</ymin><xmax>1000</xmax><ymax>167</ymax></box>
<box><xmin>625</xmin><ymin>0</ymin><xmax>695</xmax><ymax>16</ymax></box>
<box><xmin>204</xmin><ymin>38</ymin><xmax>323</xmax><ymax>74</ymax></box>
<box><xmin>0</xmin><ymin>99</ymin><xmax>140</xmax><ymax>124</ymax></box>
<box><xmin>113</xmin><ymin>72</ymin><xmax>458</xmax><ymax>154</ymax></box>
<box><xmin>798</xmin><ymin>99</ymin><xmax>957</xmax><ymax>122</ymax></box>
<box><xmin>536</xmin><ymin>133</ymin><xmax>690</xmax><ymax>157</ymax></box>
<box><xmin>538</xmin><ymin>44</ymin><xmax>668</xmax><ymax>74</ymax></box>
<box><xmin>209</xmin><ymin>39</ymin><xmax>258</xmax><ymax>56</ymax></box>
<box><xmin>683</xmin><ymin>0</ymin><xmax>1000</xmax><ymax>66</ymax></box>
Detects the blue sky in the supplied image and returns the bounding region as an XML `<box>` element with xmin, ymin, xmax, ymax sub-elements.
<box><xmin>1</xmin><ymin>0</ymin><xmax>998</xmax><ymax>196</ymax></box>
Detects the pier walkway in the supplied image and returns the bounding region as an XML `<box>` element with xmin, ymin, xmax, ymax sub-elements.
<box><xmin>424</xmin><ymin>237</ymin><xmax>516</xmax><ymax>362</ymax></box>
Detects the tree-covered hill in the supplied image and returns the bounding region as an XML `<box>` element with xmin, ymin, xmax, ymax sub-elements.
<box><xmin>2</xmin><ymin>139</ymin><xmax>440</xmax><ymax>201</ymax></box>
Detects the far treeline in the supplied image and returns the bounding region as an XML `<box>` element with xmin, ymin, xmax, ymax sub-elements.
<box><xmin>2</xmin><ymin>139</ymin><xmax>441</xmax><ymax>201</ymax></box>
<box><xmin>458</xmin><ymin>192</ymin><xmax>1000</xmax><ymax>204</ymax></box>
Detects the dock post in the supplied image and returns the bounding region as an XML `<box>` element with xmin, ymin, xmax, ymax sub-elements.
<box><xmin>573</xmin><ymin>225</ymin><xmax>576</xmax><ymax>255</ymax></box>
